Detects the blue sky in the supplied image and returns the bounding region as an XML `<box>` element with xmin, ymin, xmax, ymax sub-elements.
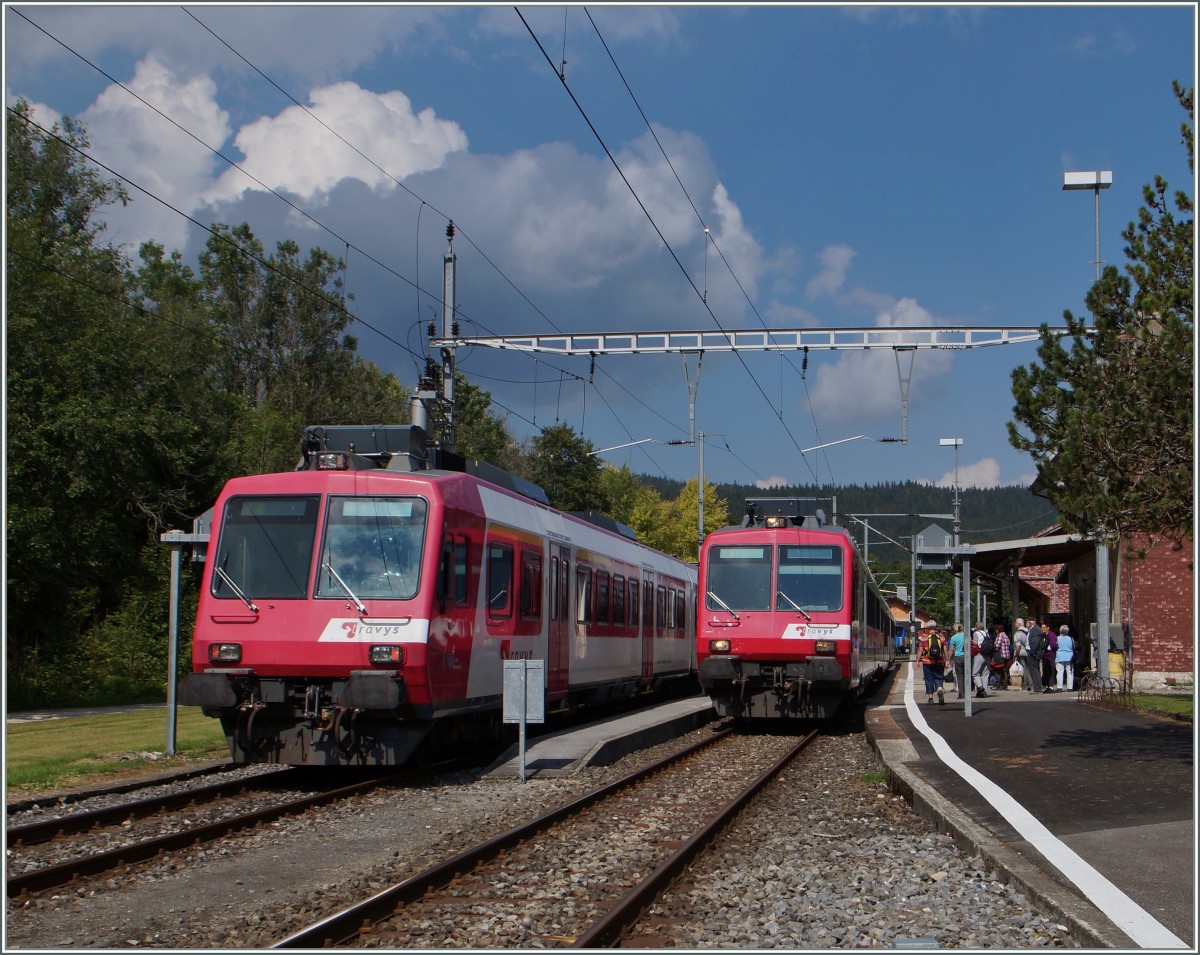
<box><xmin>5</xmin><ymin>3</ymin><xmax>1195</xmax><ymax>494</ymax></box>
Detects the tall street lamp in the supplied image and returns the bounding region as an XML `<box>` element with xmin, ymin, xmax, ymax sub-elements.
<box><xmin>1063</xmin><ymin>170</ymin><xmax>1113</xmax><ymax>284</ymax></box>
<box><xmin>939</xmin><ymin>438</ymin><xmax>962</xmax><ymax>625</ymax></box>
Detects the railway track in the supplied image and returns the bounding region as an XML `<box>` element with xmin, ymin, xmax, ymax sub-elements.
<box><xmin>5</xmin><ymin>762</ymin><xmax>239</xmax><ymax>816</ymax></box>
<box><xmin>6</xmin><ymin>760</ymin><xmax>475</xmax><ymax>899</ymax></box>
<box><xmin>274</xmin><ymin>727</ymin><xmax>818</xmax><ymax>948</ymax></box>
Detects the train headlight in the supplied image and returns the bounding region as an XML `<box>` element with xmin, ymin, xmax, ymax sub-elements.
<box><xmin>208</xmin><ymin>643</ymin><xmax>242</xmax><ymax>664</ymax></box>
<box><xmin>708</xmin><ymin>639</ymin><xmax>732</xmax><ymax>654</ymax></box>
<box><xmin>765</xmin><ymin>515</ymin><xmax>788</xmax><ymax>528</ymax></box>
<box><xmin>369</xmin><ymin>644</ymin><xmax>405</xmax><ymax>665</ymax></box>
<box><xmin>316</xmin><ymin>451</ymin><xmax>349</xmax><ymax>470</ymax></box>
<box><xmin>814</xmin><ymin>639</ymin><xmax>837</xmax><ymax>655</ymax></box>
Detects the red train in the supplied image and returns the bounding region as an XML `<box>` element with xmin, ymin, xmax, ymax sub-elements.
<box><xmin>179</xmin><ymin>425</ymin><xmax>697</xmax><ymax>766</ymax></box>
<box><xmin>696</xmin><ymin>498</ymin><xmax>895</xmax><ymax>720</ymax></box>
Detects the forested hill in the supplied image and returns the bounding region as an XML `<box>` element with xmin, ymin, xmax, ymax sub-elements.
<box><xmin>640</xmin><ymin>476</ymin><xmax>1059</xmax><ymax>560</ymax></box>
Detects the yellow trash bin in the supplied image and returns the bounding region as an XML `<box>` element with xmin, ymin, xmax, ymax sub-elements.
<box><xmin>1107</xmin><ymin>650</ymin><xmax>1125</xmax><ymax>679</ymax></box>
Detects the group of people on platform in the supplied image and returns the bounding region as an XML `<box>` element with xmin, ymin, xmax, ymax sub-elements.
<box><xmin>916</xmin><ymin>617</ymin><xmax>1079</xmax><ymax>705</ymax></box>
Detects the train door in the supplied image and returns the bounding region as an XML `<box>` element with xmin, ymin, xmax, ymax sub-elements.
<box><xmin>641</xmin><ymin>572</ymin><xmax>655</xmax><ymax>682</ymax></box>
<box><xmin>547</xmin><ymin>542</ymin><xmax>571</xmax><ymax>698</ymax></box>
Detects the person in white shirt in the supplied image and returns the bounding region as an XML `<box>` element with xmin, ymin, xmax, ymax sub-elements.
<box><xmin>970</xmin><ymin>622</ymin><xmax>990</xmax><ymax>698</ymax></box>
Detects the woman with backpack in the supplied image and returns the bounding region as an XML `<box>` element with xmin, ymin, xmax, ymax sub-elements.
<box><xmin>917</xmin><ymin>627</ymin><xmax>948</xmax><ymax>706</ymax></box>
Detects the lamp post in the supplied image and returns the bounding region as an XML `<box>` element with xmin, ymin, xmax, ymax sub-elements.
<box><xmin>939</xmin><ymin>438</ymin><xmax>962</xmax><ymax>625</ymax></box>
<box><xmin>1063</xmin><ymin>170</ymin><xmax>1112</xmax><ymax>284</ymax></box>
<box><xmin>1064</xmin><ymin>171</ymin><xmax>1116</xmax><ymax>679</ymax></box>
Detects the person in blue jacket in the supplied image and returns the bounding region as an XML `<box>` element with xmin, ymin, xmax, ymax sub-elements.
<box><xmin>1055</xmin><ymin>624</ymin><xmax>1076</xmax><ymax>691</ymax></box>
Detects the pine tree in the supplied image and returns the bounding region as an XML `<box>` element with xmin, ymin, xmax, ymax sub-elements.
<box><xmin>1008</xmin><ymin>82</ymin><xmax>1193</xmax><ymax>547</ymax></box>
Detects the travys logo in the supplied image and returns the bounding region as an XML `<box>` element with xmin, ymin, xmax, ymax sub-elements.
<box><xmin>318</xmin><ymin>619</ymin><xmax>417</xmax><ymax>642</ymax></box>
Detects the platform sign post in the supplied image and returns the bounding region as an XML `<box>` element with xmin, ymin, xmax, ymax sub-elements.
<box><xmin>159</xmin><ymin>520</ymin><xmax>210</xmax><ymax>755</ymax></box>
<box><xmin>963</xmin><ymin>554</ymin><xmax>972</xmax><ymax>718</ymax></box>
<box><xmin>503</xmin><ymin>659</ymin><xmax>545</xmax><ymax>782</ymax></box>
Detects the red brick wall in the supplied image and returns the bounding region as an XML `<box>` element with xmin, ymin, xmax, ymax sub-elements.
<box><xmin>1020</xmin><ymin>564</ymin><xmax>1070</xmax><ymax>614</ymax></box>
<box><xmin>1126</xmin><ymin>536</ymin><xmax>1194</xmax><ymax>674</ymax></box>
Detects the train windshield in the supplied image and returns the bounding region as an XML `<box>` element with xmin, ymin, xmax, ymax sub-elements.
<box><xmin>776</xmin><ymin>545</ymin><xmax>844</xmax><ymax>612</ymax></box>
<box><xmin>705</xmin><ymin>545</ymin><xmax>773</xmax><ymax>611</ymax></box>
<box><xmin>214</xmin><ymin>496</ymin><xmax>320</xmax><ymax>600</ymax></box>
<box><xmin>317</xmin><ymin>496</ymin><xmax>427</xmax><ymax>601</ymax></box>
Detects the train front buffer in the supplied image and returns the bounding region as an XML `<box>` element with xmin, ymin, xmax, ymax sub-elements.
<box><xmin>698</xmin><ymin>627</ymin><xmax>850</xmax><ymax>720</ymax></box>
<box><xmin>180</xmin><ymin>632</ymin><xmax>433</xmax><ymax>767</ymax></box>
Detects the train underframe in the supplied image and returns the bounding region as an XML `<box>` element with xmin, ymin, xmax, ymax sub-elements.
<box><xmin>179</xmin><ymin>671</ymin><xmax>501</xmax><ymax>766</ymax></box>
<box><xmin>699</xmin><ymin>656</ymin><xmax>851</xmax><ymax>720</ymax></box>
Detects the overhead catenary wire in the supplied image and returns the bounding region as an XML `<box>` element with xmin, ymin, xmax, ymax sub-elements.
<box><xmin>582</xmin><ymin>5</ymin><xmax>833</xmax><ymax>483</ymax></box>
<box><xmin>521</xmin><ymin>6</ymin><xmax>824</xmax><ymax>486</ymax></box>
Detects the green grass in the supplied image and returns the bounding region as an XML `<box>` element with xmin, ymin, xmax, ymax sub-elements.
<box><xmin>1130</xmin><ymin>693</ymin><xmax>1193</xmax><ymax>721</ymax></box>
<box><xmin>5</xmin><ymin>707</ymin><xmax>230</xmax><ymax>793</ymax></box>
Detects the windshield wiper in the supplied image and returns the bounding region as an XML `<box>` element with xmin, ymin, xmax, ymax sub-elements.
<box><xmin>322</xmin><ymin>561</ymin><xmax>367</xmax><ymax>615</ymax></box>
<box><xmin>777</xmin><ymin>590</ymin><xmax>812</xmax><ymax>622</ymax></box>
<box><xmin>215</xmin><ymin>566</ymin><xmax>259</xmax><ymax>614</ymax></box>
<box><xmin>706</xmin><ymin>591</ymin><xmax>740</xmax><ymax>620</ymax></box>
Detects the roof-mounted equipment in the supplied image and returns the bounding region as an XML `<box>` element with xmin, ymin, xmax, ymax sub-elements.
<box><xmin>743</xmin><ymin>497</ymin><xmax>829</xmax><ymax>530</ymax></box>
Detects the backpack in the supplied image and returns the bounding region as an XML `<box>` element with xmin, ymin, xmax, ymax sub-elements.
<box><xmin>980</xmin><ymin>632</ymin><xmax>995</xmax><ymax>656</ymax></box>
<box><xmin>927</xmin><ymin>634</ymin><xmax>945</xmax><ymax>663</ymax></box>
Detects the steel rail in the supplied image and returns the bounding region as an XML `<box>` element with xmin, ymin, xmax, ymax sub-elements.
<box><xmin>272</xmin><ymin>726</ymin><xmax>735</xmax><ymax>949</ymax></box>
<box><xmin>6</xmin><ymin>759</ymin><xmax>475</xmax><ymax>898</ymax></box>
<box><xmin>573</xmin><ymin>728</ymin><xmax>819</xmax><ymax>948</ymax></box>
<box><xmin>5</xmin><ymin>762</ymin><xmax>236</xmax><ymax>817</ymax></box>
<box><xmin>6</xmin><ymin>768</ymin><xmax>296</xmax><ymax>848</ymax></box>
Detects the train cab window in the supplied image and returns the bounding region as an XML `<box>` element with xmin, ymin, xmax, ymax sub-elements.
<box><xmin>487</xmin><ymin>543</ymin><xmax>514</xmax><ymax>618</ymax></box>
<box><xmin>214</xmin><ymin>495</ymin><xmax>319</xmax><ymax>600</ymax></box>
<box><xmin>613</xmin><ymin>575</ymin><xmax>626</xmax><ymax>630</ymax></box>
<box><xmin>317</xmin><ymin>496</ymin><xmax>426</xmax><ymax>601</ymax></box>
<box><xmin>776</xmin><ymin>545</ymin><xmax>844</xmax><ymax>612</ymax></box>
<box><xmin>628</xmin><ymin>579</ymin><xmax>640</xmax><ymax>627</ymax></box>
<box><xmin>705</xmin><ymin>545</ymin><xmax>772</xmax><ymax>612</ymax></box>
<box><xmin>519</xmin><ymin>550</ymin><xmax>542</xmax><ymax>620</ymax></box>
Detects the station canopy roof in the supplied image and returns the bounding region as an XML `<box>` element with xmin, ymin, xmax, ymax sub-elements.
<box><xmin>952</xmin><ymin>532</ymin><xmax>1096</xmax><ymax>583</ymax></box>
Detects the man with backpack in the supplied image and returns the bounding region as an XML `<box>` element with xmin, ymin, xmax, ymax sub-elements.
<box><xmin>919</xmin><ymin>627</ymin><xmax>948</xmax><ymax>706</ymax></box>
<box><xmin>1025</xmin><ymin>616</ymin><xmax>1048</xmax><ymax>694</ymax></box>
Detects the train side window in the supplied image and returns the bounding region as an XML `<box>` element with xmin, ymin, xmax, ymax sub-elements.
<box><xmin>628</xmin><ymin>579</ymin><xmax>640</xmax><ymax>627</ymax></box>
<box><xmin>520</xmin><ymin>550</ymin><xmax>542</xmax><ymax>620</ymax></box>
<box><xmin>656</xmin><ymin>585</ymin><xmax>667</xmax><ymax>630</ymax></box>
<box><xmin>674</xmin><ymin>589</ymin><xmax>686</xmax><ymax>631</ymax></box>
<box><xmin>596</xmin><ymin>571</ymin><xmax>610</xmax><ymax>625</ymax></box>
<box><xmin>576</xmin><ymin>566</ymin><xmax>592</xmax><ymax>624</ymax></box>
<box><xmin>561</xmin><ymin>558</ymin><xmax>571</xmax><ymax>622</ymax></box>
<box><xmin>549</xmin><ymin>556</ymin><xmax>559</xmax><ymax>620</ymax></box>
<box><xmin>643</xmin><ymin>576</ymin><xmax>654</xmax><ymax>627</ymax></box>
<box><xmin>487</xmin><ymin>542</ymin><xmax>514</xmax><ymax>619</ymax></box>
<box><xmin>613</xmin><ymin>575</ymin><xmax>626</xmax><ymax>631</ymax></box>
<box><xmin>454</xmin><ymin>539</ymin><xmax>469</xmax><ymax>604</ymax></box>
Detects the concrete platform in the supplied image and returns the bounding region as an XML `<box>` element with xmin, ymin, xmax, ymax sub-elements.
<box><xmin>485</xmin><ymin>696</ymin><xmax>717</xmax><ymax>779</ymax></box>
<box><xmin>867</xmin><ymin>662</ymin><xmax>1194</xmax><ymax>950</ymax></box>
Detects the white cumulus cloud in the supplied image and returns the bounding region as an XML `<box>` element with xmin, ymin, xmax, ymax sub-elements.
<box><xmin>207</xmin><ymin>82</ymin><xmax>468</xmax><ymax>204</ymax></box>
